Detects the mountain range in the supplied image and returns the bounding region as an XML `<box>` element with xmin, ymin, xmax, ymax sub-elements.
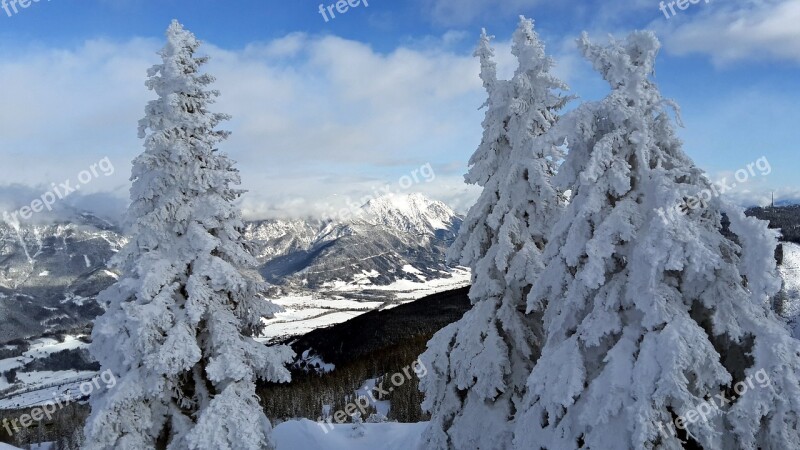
<box><xmin>0</xmin><ymin>193</ymin><xmax>464</xmax><ymax>343</ymax></box>
<box><xmin>248</xmin><ymin>193</ymin><xmax>462</xmax><ymax>291</ymax></box>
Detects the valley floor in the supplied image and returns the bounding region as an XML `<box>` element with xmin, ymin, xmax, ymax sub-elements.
<box><xmin>258</xmin><ymin>267</ymin><xmax>470</xmax><ymax>342</ymax></box>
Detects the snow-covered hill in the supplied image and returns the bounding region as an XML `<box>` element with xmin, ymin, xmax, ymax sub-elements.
<box><xmin>0</xmin><ymin>334</ymin><xmax>94</xmax><ymax>408</ymax></box>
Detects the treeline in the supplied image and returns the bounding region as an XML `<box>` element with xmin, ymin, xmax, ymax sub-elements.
<box><xmin>0</xmin><ymin>402</ymin><xmax>86</xmax><ymax>449</ymax></box>
<box><xmin>260</xmin><ymin>334</ymin><xmax>431</xmax><ymax>424</ymax></box>
<box><xmin>746</xmin><ymin>205</ymin><xmax>800</xmax><ymax>244</ymax></box>
<box><xmin>22</xmin><ymin>348</ymin><xmax>99</xmax><ymax>373</ymax></box>
<box><xmin>1</xmin><ymin>327</ymin><xmax>95</xmax><ymax>389</ymax></box>
<box><xmin>256</xmin><ymin>286</ymin><xmax>471</xmax><ymax>424</ymax></box>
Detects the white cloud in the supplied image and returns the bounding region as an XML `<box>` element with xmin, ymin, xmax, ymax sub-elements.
<box><xmin>654</xmin><ymin>0</ymin><xmax>800</xmax><ymax>65</ymax></box>
<box><xmin>724</xmin><ymin>187</ymin><xmax>800</xmax><ymax>208</ymax></box>
<box><xmin>0</xmin><ymin>31</ymin><xmax>490</xmax><ymax>220</ymax></box>
<box><xmin>0</xmin><ymin>38</ymin><xmax>157</xmax><ymax>192</ymax></box>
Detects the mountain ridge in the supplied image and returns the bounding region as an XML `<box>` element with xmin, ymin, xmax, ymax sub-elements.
<box><xmin>0</xmin><ymin>193</ymin><xmax>464</xmax><ymax>343</ymax></box>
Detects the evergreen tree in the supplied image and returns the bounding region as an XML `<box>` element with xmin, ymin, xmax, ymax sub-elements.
<box><xmin>83</xmin><ymin>20</ymin><xmax>293</xmax><ymax>450</ymax></box>
<box><xmin>419</xmin><ymin>17</ymin><xmax>569</xmax><ymax>450</ymax></box>
<box><xmin>515</xmin><ymin>31</ymin><xmax>800</xmax><ymax>450</ymax></box>
<box><xmin>350</xmin><ymin>412</ymin><xmax>366</xmax><ymax>438</ymax></box>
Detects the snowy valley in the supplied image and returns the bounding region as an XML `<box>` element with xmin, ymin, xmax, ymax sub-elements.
<box><xmin>0</xmin><ymin>193</ymin><xmax>469</xmax><ymax>412</ymax></box>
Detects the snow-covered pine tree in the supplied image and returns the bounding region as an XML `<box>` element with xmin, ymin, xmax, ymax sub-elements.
<box><xmin>83</xmin><ymin>20</ymin><xmax>293</xmax><ymax>450</ymax></box>
<box><xmin>366</xmin><ymin>412</ymin><xmax>388</xmax><ymax>424</ymax></box>
<box><xmin>418</xmin><ymin>17</ymin><xmax>569</xmax><ymax>450</ymax></box>
<box><xmin>350</xmin><ymin>412</ymin><xmax>366</xmax><ymax>438</ymax></box>
<box><xmin>514</xmin><ymin>31</ymin><xmax>800</xmax><ymax>450</ymax></box>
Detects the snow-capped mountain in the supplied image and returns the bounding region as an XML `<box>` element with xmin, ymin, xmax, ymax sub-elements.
<box><xmin>246</xmin><ymin>193</ymin><xmax>463</xmax><ymax>291</ymax></box>
<box><xmin>0</xmin><ymin>213</ymin><xmax>126</xmax><ymax>343</ymax></box>
<box><xmin>358</xmin><ymin>193</ymin><xmax>461</xmax><ymax>238</ymax></box>
<box><xmin>245</xmin><ymin>218</ymin><xmax>323</xmax><ymax>262</ymax></box>
<box><xmin>0</xmin><ymin>194</ymin><xmax>463</xmax><ymax>343</ymax></box>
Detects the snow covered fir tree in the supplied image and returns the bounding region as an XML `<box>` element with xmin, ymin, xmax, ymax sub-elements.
<box><xmin>82</xmin><ymin>21</ymin><xmax>293</xmax><ymax>450</ymax></box>
<box><xmin>418</xmin><ymin>17</ymin><xmax>569</xmax><ymax>450</ymax></box>
<box><xmin>513</xmin><ymin>31</ymin><xmax>800</xmax><ymax>449</ymax></box>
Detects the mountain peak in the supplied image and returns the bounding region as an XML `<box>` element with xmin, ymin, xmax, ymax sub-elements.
<box><xmin>358</xmin><ymin>193</ymin><xmax>460</xmax><ymax>236</ymax></box>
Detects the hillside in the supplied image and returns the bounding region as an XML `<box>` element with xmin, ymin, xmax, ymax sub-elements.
<box><xmin>285</xmin><ymin>286</ymin><xmax>471</xmax><ymax>367</ymax></box>
<box><xmin>258</xmin><ymin>286</ymin><xmax>471</xmax><ymax>425</ymax></box>
<box><xmin>0</xmin><ymin>286</ymin><xmax>472</xmax><ymax>448</ymax></box>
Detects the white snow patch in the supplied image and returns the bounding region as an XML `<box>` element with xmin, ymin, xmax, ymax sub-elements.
<box><xmin>780</xmin><ymin>243</ymin><xmax>800</xmax><ymax>337</ymax></box>
<box><xmin>356</xmin><ymin>378</ymin><xmax>391</xmax><ymax>417</ymax></box>
<box><xmin>322</xmin><ymin>267</ymin><xmax>470</xmax><ymax>299</ymax></box>
<box><xmin>103</xmin><ymin>270</ymin><xmax>119</xmax><ymax>280</ymax></box>
<box><xmin>402</xmin><ymin>264</ymin><xmax>422</xmax><ymax>274</ymax></box>
<box><xmin>273</xmin><ymin>419</ymin><xmax>427</xmax><ymax>450</ymax></box>
<box><xmin>60</xmin><ymin>293</ymin><xmax>90</xmax><ymax>306</ymax></box>
<box><xmin>259</xmin><ymin>311</ymin><xmax>366</xmax><ymax>342</ymax></box>
<box><xmin>0</xmin><ymin>335</ymin><xmax>90</xmax><ymax>401</ymax></box>
<box><xmin>295</xmin><ymin>349</ymin><xmax>336</xmax><ymax>374</ymax></box>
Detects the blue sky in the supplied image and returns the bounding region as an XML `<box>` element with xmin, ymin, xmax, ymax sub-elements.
<box><xmin>0</xmin><ymin>0</ymin><xmax>798</xmax><ymax>219</ymax></box>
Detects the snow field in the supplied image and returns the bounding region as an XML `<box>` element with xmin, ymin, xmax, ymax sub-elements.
<box><xmin>0</xmin><ymin>336</ymin><xmax>88</xmax><ymax>392</ymax></box>
<box><xmin>258</xmin><ymin>269</ymin><xmax>470</xmax><ymax>341</ymax></box>
<box><xmin>272</xmin><ymin>419</ymin><xmax>428</xmax><ymax>450</ymax></box>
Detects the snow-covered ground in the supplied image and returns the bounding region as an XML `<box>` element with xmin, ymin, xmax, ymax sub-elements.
<box><xmin>0</xmin><ymin>336</ymin><xmax>88</xmax><ymax>390</ymax></box>
<box><xmin>322</xmin><ymin>266</ymin><xmax>470</xmax><ymax>300</ymax></box>
<box><xmin>0</xmin><ymin>374</ymin><xmax>96</xmax><ymax>410</ymax></box>
<box><xmin>780</xmin><ymin>243</ymin><xmax>800</xmax><ymax>336</ymax></box>
<box><xmin>0</xmin><ymin>335</ymin><xmax>96</xmax><ymax>410</ymax></box>
<box><xmin>0</xmin><ymin>443</ymin><xmax>49</xmax><ymax>450</ymax></box>
<box><xmin>273</xmin><ymin>420</ymin><xmax>427</xmax><ymax>450</ymax></box>
<box><xmin>259</xmin><ymin>268</ymin><xmax>470</xmax><ymax>342</ymax></box>
<box><xmin>355</xmin><ymin>378</ymin><xmax>391</xmax><ymax>416</ymax></box>
<box><xmin>1</xmin><ymin>270</ymin><xmax>470</xmax><ymax>404</ymax></box>
<box><xmin>2</xmin><ymin>422</ymin><xmax>428</xmax><ymax>450</ymax></box>
<box><xmin>260</xmin><ymin>310</ymin><xmax>368</xmax><ymax>342</ymax></box>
